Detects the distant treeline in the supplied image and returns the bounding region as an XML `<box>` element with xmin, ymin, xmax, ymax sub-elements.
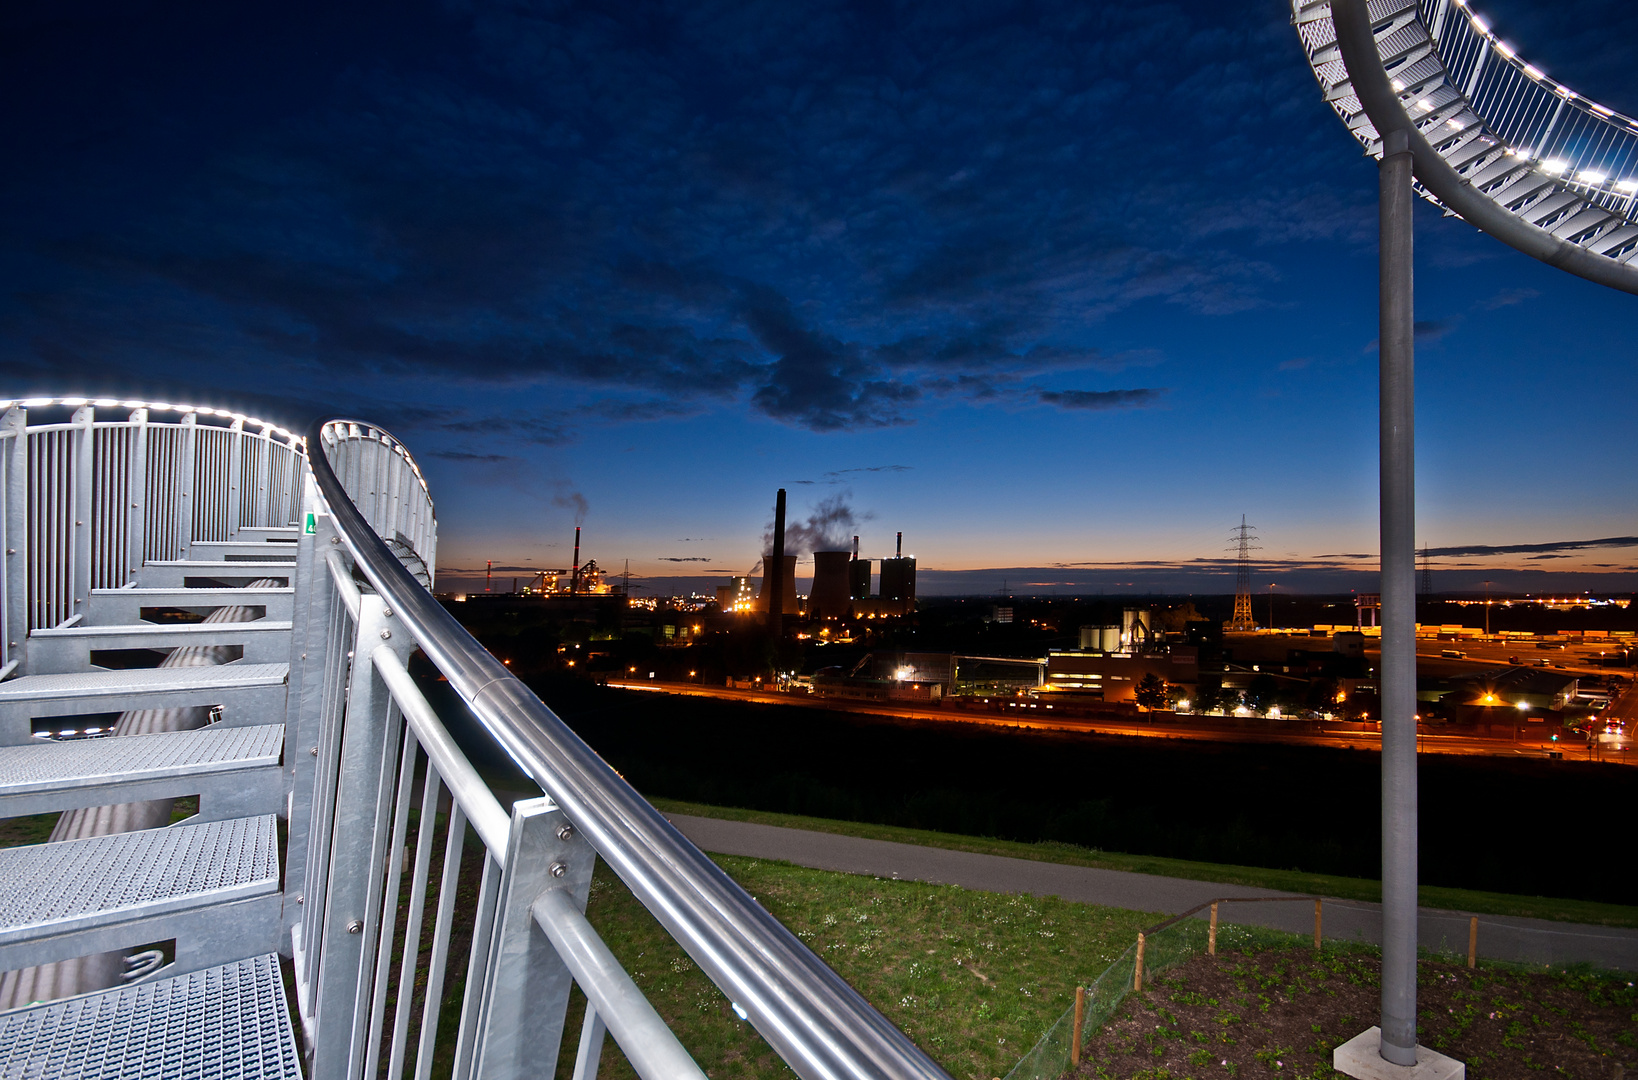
<box><xmin>428</xmin><ymin>671</ymin><xmax>1632</xmax><ymax>906</ymax></box>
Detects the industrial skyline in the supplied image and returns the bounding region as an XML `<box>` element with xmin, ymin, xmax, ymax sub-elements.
<box><xmin>5</xmin><ymin>0</ymin><xmax>1636</xmax><ymax>595</ymax></box>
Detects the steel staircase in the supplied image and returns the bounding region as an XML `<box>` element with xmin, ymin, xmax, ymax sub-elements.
<box><xmin>1</xmin><ymin>402</ymin><xmax>304</xmax><ymax>1076</ymax></box>
<box><xmin>0</xmin><ymin>400</ymin><xmax>954</xmax><ymax>1080</ymax></box>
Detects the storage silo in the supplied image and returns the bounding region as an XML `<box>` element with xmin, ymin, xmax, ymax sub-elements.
<box><xmin>810</xmin><ymin>551</ymin><xmax>852</xmax><ymax>619</ymax></box>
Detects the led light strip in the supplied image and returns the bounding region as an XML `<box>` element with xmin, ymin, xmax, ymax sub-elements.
<box><xmin>0</xmin><ymin>396</ymin><xmax>302</xmax><ymax>444</ymax></box>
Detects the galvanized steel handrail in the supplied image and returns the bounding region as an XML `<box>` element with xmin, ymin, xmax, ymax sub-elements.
<box><xmin>307</xmin><ymin>415</ymin><xmax>953</xmax><ymax>1080</ymax></box>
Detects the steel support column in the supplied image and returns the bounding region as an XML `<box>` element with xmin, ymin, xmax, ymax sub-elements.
<box><xmin>1377</xmin><ymin>127</ymin><xmax>1419</xmax><ymax>1069</ymax></box>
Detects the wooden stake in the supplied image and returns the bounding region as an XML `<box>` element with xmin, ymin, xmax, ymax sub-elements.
<box><xmin>1134</xmin><ymin>932</ymin><xmax>1146</xmax><ymax>992</ymax></box>
<box><xmin>1208</xmin><ymin>903</ymin><xmax>1218</xmax><ymax>956</ymax></box>
<box><xmin>1468</xmin><ymin>916</ymin><xmax>1478</xmax><ymax>969</ymax></box>
<box><xmin>1314</xmin><ymin>899</ymin><xmax>1323</xmax><ymax>949</ymax></box>
<box><xmin>1072</xmin><ymin>985</ymin><xmax>1086</xmax><ymax>1065</ymax></box>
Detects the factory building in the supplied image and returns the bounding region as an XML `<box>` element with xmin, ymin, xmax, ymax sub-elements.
<box><xmin>715</xmin><ymin>576</ymin><xmax>757</xmax><ymax>613</ymax></box>
<box><xmin>878</xmin><ymin>532</ymin><xmax>916</xmax><ymax>616</ymax></box>
<box><xmin>809</xmin><ymin>551</ymin><xmax>853</xmax><ymax>620</ymax></box>
<box><xmin>1045</xmin><ymin>646</ymin><xmax>1199</xmax><ymax>702</ymax></box>
<box><xmin>849</xmin><ymin>535</ymin><xmax>872</xmax><ymax>600</ymax></box>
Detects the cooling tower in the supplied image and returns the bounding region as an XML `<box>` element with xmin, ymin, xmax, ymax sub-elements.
<box><xmin>810</xmin><ymin>551</ymin><xmax>853</xmax><ymax>619</ymax></box>
<box><xmin>757</xmin><ymin>554</ymin><xmax>799</xmax><ymax>616</ymax></box>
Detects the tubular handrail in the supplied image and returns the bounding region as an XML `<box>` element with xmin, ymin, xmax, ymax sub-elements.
<box><xmin>307</xmin><ymin>416</ymin><xmax>953</xmax><ymax>1080</ymax></box>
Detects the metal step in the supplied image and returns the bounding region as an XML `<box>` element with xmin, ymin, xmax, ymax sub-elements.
<box><xmin>0</xmin><ymin>953</ymin><xmax>301</xmax><ymax>1078</ymax></box>
<box><xmin>137</xmin><ymin>562</ymin><xmax>296</xmax><ymax>588</ymax></box>
<box><xmin>0</xmin><ymin>816</ymin><xmax>280</xmax><ymax>973</ymax></box>
<box><xmin>86</xmin><ymin>586</ymin><xmax>295</xmax><ymax>624</ymax></box>
<box><xmin>26</xmin><ymin>620</ymin><xmax>294</xmax><ymax>671</ymax></box>
<box><xmin>237</xmin><ymin>525</ymin><xmax>301</xmax><ymax>537</ymax></box>
<box><xmin>0</xmin><ymin>725</ymin><xmax>284</xmax><ymax>820</ymax></box>
<box><xmin>0</xmin><ymin>663</ymin><xmax>289</xmax><ymax>745</ymax></box>
<box><xmin>188</xmin><ymin>541</ymin><xmax>300</xmax><ymax>561</ymax></box>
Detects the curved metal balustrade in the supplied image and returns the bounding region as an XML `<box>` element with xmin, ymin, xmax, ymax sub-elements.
<box><xmin>1293</xmin><ymin>0</ymin><xmax>1638</xmax><ymax>291</ymax></box>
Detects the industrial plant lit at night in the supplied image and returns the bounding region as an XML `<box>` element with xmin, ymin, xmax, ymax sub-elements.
<box><xmin>3</xmin><ymin>0</ymin><xmax>1636</xmax><ymax>1078</ymax></box>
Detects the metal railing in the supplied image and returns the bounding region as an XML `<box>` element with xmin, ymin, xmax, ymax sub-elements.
<box><xmin>0</xmin><ymin>398</ymin><xmax>306</xmax><ymax>675</ymax></box>
<box><xmin>289</xmin><ymin>416</ymin><xmax>954</xmax><ymax>1080</ymax></box>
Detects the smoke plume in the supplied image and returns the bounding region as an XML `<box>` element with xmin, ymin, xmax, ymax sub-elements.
<box><xmin>765</xmin><ymin>494</ymin><xmax>868</xmax><ymax>555</ymax></box>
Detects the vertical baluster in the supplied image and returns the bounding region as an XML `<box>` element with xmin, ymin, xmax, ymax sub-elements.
<box><xmin>571</xmin><ymin>1006</ymin><xmax>608</xmax><ymax>1080</ymax></box>
<box><xmin>176</xmin><ymin>412</ymin><xmax>197</xmax><ymax>561</ymax></box>
<box><xmin>414</xmin><ymin>803</ymin><xmax>469</xmax><ymax>1080</ymax></box>
<box><xmin>390</xmin><ymin>762</ymin><xmax>447</xmax><ymax>1079</ymax></box>
<box><xmin>449</xmin><ymin>854</ymin><xmax>502</xmax><ymax>1080</ymax></box>
<box><xmin>364</xmin><ymin>728</ymin><xmax>421</xmax><ymax>1080</ymax></box>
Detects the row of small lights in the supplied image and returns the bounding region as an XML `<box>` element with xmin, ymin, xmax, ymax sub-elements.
<box><xmin>1446</xmin><ymin>0</ymin><xmax>1638</xmax><ymax>194</ymax></box>
<box><xmin>0</xmin><ymin>396</ymin><xmax>302</xmax><ymax>444</ymax></box>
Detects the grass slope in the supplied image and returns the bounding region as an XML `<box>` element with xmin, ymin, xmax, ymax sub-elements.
<box><xmin>647</xmin><ymin>797</ymin><xmax>1638</xmax><ymax>930</ymax></box>
<box><xmin>570</xmin><ymin>854</ymin><xmax>1160</xmax><ymax>1080</ymax></box>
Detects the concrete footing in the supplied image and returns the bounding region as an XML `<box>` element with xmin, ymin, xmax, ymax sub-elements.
<box><xmin>1334</xmin><ymin>1028</ymin><xmax>1464</xmax><ymax>1080</ymax></box>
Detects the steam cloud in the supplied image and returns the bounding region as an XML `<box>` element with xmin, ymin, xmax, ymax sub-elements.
<box><xmin>764</xmin><ymin>494</ymin><xmax>870</xmax><ymax>555</ymax></box>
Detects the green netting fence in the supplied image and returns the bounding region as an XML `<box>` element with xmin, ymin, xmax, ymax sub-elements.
<box><xmin>1002</xmin><ymin>898</ymin><xmax>1318</xmax><ymax>1080</ymax></box>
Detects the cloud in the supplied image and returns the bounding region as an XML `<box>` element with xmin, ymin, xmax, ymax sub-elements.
<box><xmin>552</xmin><ymin>484</ymin><xmax>589</xmax><ymax>525</ymax></box>
<box><xmin>1426</xmin><ymin>537</ymin><xmax>1638</xmax><ymax>558</ymax></box>
<box><xmin>657</xmin><ymin>556</ymin><xmax>712</xmax><ymax>562</ymax></box>
<box><xmin>1480</xmin><ymin>287</ymin><xmax>1540</xmax><ymax>310</ymax></box>
<box><xmin>428</xmin><ymin>450</ymin><xmax>512</xmax><ymax>463</ymax></box>
<box><xmin>1038</xmin><ymin>388</ymin><xmax>1168</xmax><ymax>411</ymax></box>
<box><xmin>1278</xmin><ymin>357</ymin><xmax>1310</xmax><ymax>371</ymax></box>
<box><xmin>795</xmin><ymin>464</ymin><xmax>914</xmax><ymax>485</ymax></box>
<box><xmin>1414</xmin><ymin>319</ymin><xmax>1456</xmax><ymax>342</ymax></box>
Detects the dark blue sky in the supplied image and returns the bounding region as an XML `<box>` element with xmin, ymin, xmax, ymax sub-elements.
<box><xmin>6</xmin><ymin>0</ymin><xmax>1637</xmax><ymax>595</ymax></box>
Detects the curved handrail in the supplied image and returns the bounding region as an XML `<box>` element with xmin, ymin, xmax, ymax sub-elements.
<box><xmin>1297</xmin><ymin>0</ymin><xmax>1638</xmax><ymax>294</ymax></box>
<box><xmin>306</xmin><ymin>416</ymin><xmax>952</xmax><ymax>1080</ymax></box>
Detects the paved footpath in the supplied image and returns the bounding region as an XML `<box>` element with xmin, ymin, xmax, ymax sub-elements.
<box><xmin>668</xmin><ymin>814</ymin><xmax>1638</xmax><ymax>972</ymax></box>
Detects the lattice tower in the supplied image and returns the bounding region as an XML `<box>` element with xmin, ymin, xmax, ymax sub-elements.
<box><xmin>1226</xmin><ymin>516</ymin><xmax>1260</xmax><ymax>631</ymax></box>
<box><xmin>1419</xmin><ymin>544</ymin><xmax>1433</xmax><ymax>596</ymax></box>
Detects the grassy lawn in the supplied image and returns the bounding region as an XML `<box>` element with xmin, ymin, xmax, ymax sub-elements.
<box><xmin>568</xmin><ymin>853</ymin><xmax>1161</xmax><ymax>1080</ymax></box>
<box><xmin>648</xmin><ymin>797</ymin><xmax>1638</xmax><ymax>929</ymax></box>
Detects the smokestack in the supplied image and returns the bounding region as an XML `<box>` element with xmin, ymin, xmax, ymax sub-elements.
<box><xmin>486</xmin><ymin>560</ymin><xmax>492</xmax><ymax>592</ymax></box>
<box><xmin>769</xmin><ymin>489</ymin><xmax>787</xmax><ymax>637</ymax></box>
<box><xmin>896</xmin><ymin>531</ymin><xmax>903</xmax><ymax>557</ymax></box>
<box><xmin>571</xmin><ymin>526</ymin><xmax>581</xmax><ymax>595</ymax></box>
<box><xmin>853</xmin><ymin>535</ymin><xmax>859</xmax><ymax>560</ymax></box>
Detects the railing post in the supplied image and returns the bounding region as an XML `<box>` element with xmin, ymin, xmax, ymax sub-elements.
<box><xmin>71</xmin><ymin>405</ymin><xmax>93</xmax><ymax>623</ymax></box>
<box><xmin>2</xmin><ymin>407</ymin><xmax>26</xmax><ymax>675</ymax></box>
<box><xmin>176</xmin><ymin>411</ymin><xmax>197</xmax><ymax>561</ymax></box>
<box><xmin>310</xmin><ymin>593</ymin><xmax>416</xmax><ymax>1080</ymax></box>
<box><xmin>226</xmin><ymin>416</ymin><xmax>245</xmax><ymax>538</ymax></box>
<box><xmin>255</xmin><ymin>426</ymin><xmax>274</xmax><ymax>528</ymax></box>
<box><xmin>126</xmin><ymin>408</ymin><xmax>148</xmax><ymax>583</ymax></box>
<box><xmin>472</xmin><ymin>797</ymin><xmax>595</xmax><ymax>1080</ymax></box>
<box><xmin>283</xmin><ymin>471</ymin><xmax>334</xmax><ymax>958</ymax></box>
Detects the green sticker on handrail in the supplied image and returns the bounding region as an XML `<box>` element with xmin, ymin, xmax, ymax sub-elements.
<box><xmin>304</xmin><ymin>512</ymin><xmax>317</xmax><ymax>535</ymax></box>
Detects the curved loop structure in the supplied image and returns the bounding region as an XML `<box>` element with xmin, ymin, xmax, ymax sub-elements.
<box><xmin>1294</xmin><ymin>0</ymin><xmax>1638</xmax><ymax>292</ymax></box>
<box><xmin>306</xmin><ymin>415</ymin><xmax>953</xmax><ymax>1080</ymax></box>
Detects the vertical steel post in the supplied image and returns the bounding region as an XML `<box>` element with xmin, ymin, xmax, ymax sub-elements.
<box><xmin>310</xmin><ymin>593</ymin><xmax>415</xmax><ymax>1079</ymax></box>
<box><xmin>176</xmin><ymin>412</ymin><xmax>197</xmax><ymax>561</ymax></box>
<box><xmin>1378</xmin><ymin>126</ymin><xmax>1420</xmax><ymax>1068</ymax></box>
<box><xmin>471</xmin><ymin>797</ymin><xmax>595</xmax><ymax>1079</ymax></box>
<box><xmin>127</xmin><ymin>408</ymin><xmax>148</xmax><ymax>582</ymax></box>
<box><xmin>70</xmin><ymin>406</ymin><xmax>94</xmax><ymax>622</ymax></box>
<box><xmin>226</xmin><ymin>416</ymin><xmax>245</xmax><ymax>539</ymax></box>
<box><xmin>2</xmin><ymin>408</ymin><xmax>26</xmax><ymax>675</ymax></box>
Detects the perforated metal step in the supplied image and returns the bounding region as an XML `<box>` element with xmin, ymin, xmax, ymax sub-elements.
<box><xmin>0</xmin><ymin>664</ymin><xmax>289</xmax><ymax>744</ymax></box>
<box><xmin>0</xmin><ymin>953</ymin><xmax>301</xmax><ymax>1078</ymax></box>
<box><xmin>0</xmin><ymin>816</ymin><xmax>279</xmax><ymax>948</ymax></box>
<box><xmin>24</xmin><ymin>622</ymin><xmax>294</xmax><ymax>672</ymax></box>
<box><xmin>0</xmin><ymin>725</ymin><xmax>284</xmax><ymax>819</ymax></box>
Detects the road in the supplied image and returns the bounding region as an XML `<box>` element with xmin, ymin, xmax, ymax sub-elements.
<box><xmin>602</xmin><ymin>679</ymin><xmax>1635</xmax><ymax>765</ymax></box>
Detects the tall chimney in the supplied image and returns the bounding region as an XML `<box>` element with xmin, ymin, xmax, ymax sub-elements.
<box><xmin>896</xmin><ymin>531</ymin><xmax>903</xmax><ymax>557</ymax></box>
<box><xmin>571</xmin><ymin>526</ymin><xmax>581</xmax><ymax>594</ymax></box>
<box><xmin>853</xmin><ymin>535</ymin><xmax>859</xmax><ymax>560</ymax></box>
<box><xmin>486</xmin><ymin>560</ymin><xmax>492</xmax><ymax>592</ymax></box>
<box><xmin>769</xmin><ymin>489</ymin><xmax>787</xmax><ymax>637</ymax></box>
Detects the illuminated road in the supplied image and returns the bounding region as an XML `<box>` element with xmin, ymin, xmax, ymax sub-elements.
<box><xmin>602</xmin><ymin>680</ymin><xmax>1634</xmax><ymax>766</ymax></box>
